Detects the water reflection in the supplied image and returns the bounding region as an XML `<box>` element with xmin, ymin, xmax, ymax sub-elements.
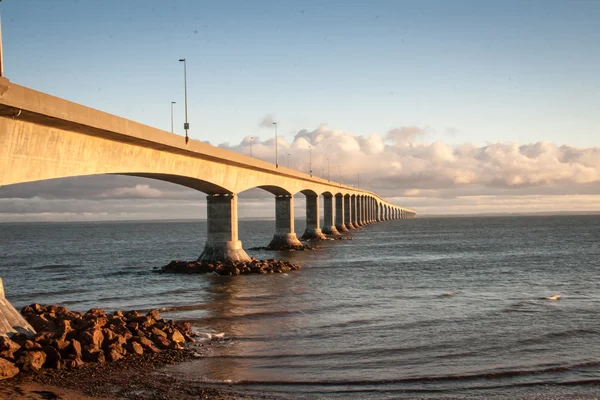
<box><xmin>172</xmin><ymin>269</ymin><xmax>308</xmax><ymax>383</ymax></box>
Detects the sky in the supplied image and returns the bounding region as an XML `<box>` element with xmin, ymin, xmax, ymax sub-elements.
<box><xmin>0</xmin><ymin>0</ymin><xmax>599</xmax><ymax>221</ymax></box>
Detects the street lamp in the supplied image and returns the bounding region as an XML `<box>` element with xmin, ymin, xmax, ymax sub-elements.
<box><xmin>327</xmin><ymin>157</ymin><xmax>330</xmax><ymax>181</ymax></box>
<box><xmin>273</xmin><ymin>122</ymin><xmax>278</xmax><ymax>168</ymax></box>
<box><xmin>339</xmin><ymin>164</ymin><xmax>342</xmax><ymax>185</ymax></box>
<box><xmin>287</xmin><ymin>153</ymin><xmax>291</xmax><ymax>168</ymax></box>
<box><xmin>249</xmin><ymin>136</ymin><xmax>254</xmax><ymax>157</ymax></box>
<box><xmin>178</xmin><ymin>58</ymin><xmax>189</xmax><ymax>143</ymax></box>
<box><xmin>170</xmin><ymin>101</ymin><xmax>176</xmax><ymax>134</ymax></box>
<box><xmin>309</xmin><ymin>145</ymin><xmax>312</xmax><ymax>177</ymax></box>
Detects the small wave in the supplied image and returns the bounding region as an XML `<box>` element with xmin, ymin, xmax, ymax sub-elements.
<box><xmin>193</xmin><ymin>331</ymin><xmax>227</xmax><ymax>343</ymax></box>
<box><xmin>29</xmin><ymin>264</ymin><xmax>74</xmax><ymax>271</ymax></box>
<box><xmin>226</xmin><ymin>361</ymin><xmax>600</xmax><ymax>387</ymax></box>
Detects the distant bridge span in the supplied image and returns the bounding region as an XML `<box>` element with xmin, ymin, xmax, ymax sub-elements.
<box><xmin>0</xmin><ymin>77</ymin><xmax>415</xmax><ymax>261</ymax></box>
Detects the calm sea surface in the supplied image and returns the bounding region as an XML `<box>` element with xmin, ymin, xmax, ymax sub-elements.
<box><xmin>1</xmin><ymin>216</ymin><xmax>600</xmax><ymax>399</ymax></box>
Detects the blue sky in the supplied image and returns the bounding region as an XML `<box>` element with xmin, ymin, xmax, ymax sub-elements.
<box><xmin>3</xmin><ymin>0</ymin><xmax>599</xmax><ymax>148</ymax></box>
<box><xmin>1</xmin><ymin>0</ymin><xmax>599</xmax><ymax>219</ymax></box>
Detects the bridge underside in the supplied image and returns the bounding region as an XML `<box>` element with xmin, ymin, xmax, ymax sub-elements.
<box><xmin>0</xmin><ymin>79</ymin><xmax>415</xmax><ymax>262</ymax></box>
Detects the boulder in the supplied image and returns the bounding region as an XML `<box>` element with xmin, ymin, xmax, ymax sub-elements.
<box><xmin>154</xmin><ymin>336</ymin><xmax>171</xmax><ymax>349</ymax></box>
<box><xmin>79</xmin><ymin>328</ymin><xmax>103</xmax><ymax>349</ymax></box>
<box><xmin>41</xmin><ymin>345</ymin><xmax>62</xmax><ymax>368</ymax></box>
<box><xmin>23</xmin><ymin>340</ymin><xmax>42</xmax><ymax>351</ymax></box>
<box><xmin>82</xmin><ymin>348</ymin><xmax>105</xmax><ymax>363</ymax></box>
<box><xmin>126</xmin><ymin>341</ymin><xmax>144</xmax><ymax>356</ymax></box>
<box><xmin>151</xmin><ymin>327</ymin><xmax>167</xmax><ymax>339</ymax></box>
<box><xmin>0</xmin><ymin>337</ymin><xmax>21</xmax><ymax>359</ymax></box>
<box><xmin>0</xmin><ymin>358</ymin><xmax>19</xmax><ymax>380</ymax></box>
<box><xmin>169</xmin><ymin>329</ymin><xmax>186</xmax><ymax>344</ymax></box>
<box><xmin>16</xmin><ymin>350</ymin><xmax>47</xmax><ymax>372</ymax></box>
<box><xmin>27</xmin><ymin>314</ymin><xmax>56</xmax><ymax>332</ymax></box>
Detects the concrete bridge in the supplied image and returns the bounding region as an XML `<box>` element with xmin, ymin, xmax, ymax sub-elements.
<box><xmin>0</xmin><ymin>77</ymin><xmax>415</xmax><ymax>263</ymax></box>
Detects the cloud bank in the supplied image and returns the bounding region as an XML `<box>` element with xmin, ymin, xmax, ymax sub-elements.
<box><xmin>224</xmin><ymin>124</ymin><xmax>600</xmax><ymax>199</ymax></box>
<box><xmin>1</xmin><ymin>123</ymin><xmax>599</xmax><ymax>220</ymax></box>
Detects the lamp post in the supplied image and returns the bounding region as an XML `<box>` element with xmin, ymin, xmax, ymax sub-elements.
<box><xmin>249</xmin><ymin>136</ymin><xmax>254</xmax><ymax>157</ymax></box>
<box><xmin>273</xmin><ymin>122</ymin><xmax>278</xmax><ymax>168</ymax></box>
<box><xmin>309</xmin><ymin>145</ymin><xmax>312</xmax><ymax>177</ymax></box>
<box><xmin>327</xmin><ymin>157</ymin><xmax>330</xmax><ymax>181</ymax></box>
<box><xmin>178</xmin><ymin>58</ymin><xmax>189</xmax><ymax>143</ymax></box>
<box><xmin>339</xmin><ymin>164</ymin><xmax>342</xmax><ymax>185</ymax></box>
<box><xmin>170</xmin><ymin>101</ymin><xmax>176</xmax><ymax>134</ymax></box>
<box><xmin>287</xmin><ymin>153</ymin><xmax>291</xmax><ymax>168</ymax></box>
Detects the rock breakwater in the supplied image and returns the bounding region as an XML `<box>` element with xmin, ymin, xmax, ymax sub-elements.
<box><xmin>0</xmin><ymin>304</ymin><xmax>195</xmax><ymax>380</ymax></box>
<box><xmin>157</xmin><ymin>258</ymin><xmax>301</xmax><ymax>275</ymax></box>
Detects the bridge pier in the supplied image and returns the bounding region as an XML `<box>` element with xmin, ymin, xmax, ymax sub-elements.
<box><xmin>0</xmin><ymin>278</ymin><xmax>36</xmax><ymax>337</ymax></box>
<box><xmin>302</xmin><ymin>194</ymin><xmax>326</xmax><ymax>240</ymax></box>
<box><xmin>198</xmin><ymin>194</ymin><xmax>250</xmax><ymax>262</ymax></box>
<box><xmin>335</xmin><ymin>194</ymin><xmax>348</xmax><ymax>232</ymax></box>
<box><xmin>321</xmin><ymin>194</ymin><xmax>339</xmax><ymax>235</ymax></box>
<box><xmin>352</xmin><ymin>195</ymin><xmax>361</xmax><ymax>227</ymax></box>
<box><xmin>269</xmin><ymin>195</ymin><xmax>303</xmax><ymax>249</ymax></box>
<box><xmin>344</xmin><ymin>195</ymin><xmax>355</xmax><ymax>229</ymax></box>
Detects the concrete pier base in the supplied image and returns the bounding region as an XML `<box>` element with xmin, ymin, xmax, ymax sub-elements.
<box><xmin>269</xmin><ymin>195</ymin><xmax>304</xmax><ymax>249</ymax></box>
<box><xmin>321</xmin><ymin>195</ymin><xmax>339</xmax><ymax>235</ymax></box>
<box><xmin>0</xmin><ymin>278</ymin><xmax>36</xmax><ymax>337</ymax></box>
<box><xmin>198</xmin><ymin>240</ymin><xmax>250</xmax><ymax>262</ymax></box>
<box><xmin>301</xmin><ymin>194</ymin><xmax>326</xmax><ymax>240</ymax></box>
<box><xmin>198</xmin><ymin>194</ymin><xmax>250</xmax><ymax>262</ymax></box>
<box><xmin>269</xmin><ymin>233</ymin><xmax>303</xmax><ymax>249</ymax></box>
<box><xmin>301</xmin><ymin>228</ymin><xmax>326</xmax><ymax>240</ymax></box>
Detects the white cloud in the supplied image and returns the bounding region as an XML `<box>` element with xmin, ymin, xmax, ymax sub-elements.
<box><xmin>1</xmin><ymin>123</ymin><xmax>599</xmax><ymax>220</ymax></box>
<box><xmin>99</xmin><ymin>184</ymin><xmax>162</xmax><ymax>199</ymax></box>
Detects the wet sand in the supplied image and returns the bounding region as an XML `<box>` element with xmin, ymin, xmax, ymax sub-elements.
<box><xmin>0</xmin><ymin>348</ymin><xmax>274</xmax><ymax>400</ymax></box>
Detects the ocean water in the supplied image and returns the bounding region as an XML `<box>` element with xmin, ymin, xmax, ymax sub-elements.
<box><xmin>1</xmin><ymin>216</ymin><xmax>600</xmax><ymax>399</ymax></box>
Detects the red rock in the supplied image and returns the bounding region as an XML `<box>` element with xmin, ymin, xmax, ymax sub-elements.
<box><xmin>126</xmin><ymin>322</ymin><xmax>139</xmax><ymax>331</ymax></box>
<box><xmin>16</xmin><ymin>350</ymin><xmax>47</xmax><ymax>372</ymax></box>
<box><xmin>113</xmin><ymin>325</ymin><xmax>133</xmax><ymax>341</ymax></box>
<box><xmin>0</xmin><ymin>337</ymin><xmax>21</xmax><ymax>354</ymax></box>
<box><xmin>183</xmin><ymin>333</ymin><xmax>196</xmax><ymax>343</ymax></box>
<box><xmin>169</xmin><ymin>329</ymin><xmax>186</xmax><ymax>344</ymax></box>
<box><xmin>64</xmin><ymin>358</ymin><xmax>84</xmax><ymax>369</ymax></box>
<box><xmin>41</xmin><ymin>345</ymin><xmax>62</xmax><ymax>368</ymax></box>
<box><xmin>154</xmin><ymin>336</ymin><xmax>171</xmax><ymax>349</ymax></box>
<box><xmin>82</xmin><ymin>348</ymin><xmax>105</xmax><ymax>363</ymax></box>
<box><xmin>151</xmin><ymin>327</ymin><xmax>167</xmax><ymax>339</ymax></box>
<box><xmin>50</xmin><ymin>338</ymin><xmax>70</xmax><ymax>352</ymax></box>
<box><xmin>124</xmin><ymin>310</ymin><xmax>140</xmax><ymax>319</ymax></box>
<box><xmin>79</xmin><ymin>328</ymin><xmax>104</xmax><ymax>349</ymax></box>
<box><xmin>106</xmin><ymin>349</ymin><xmax>123</xmax><ymax>362</ymax></box>
<box><xmin>27</xmin><ymin>314</ymin><xmax>57</xmax><ymax>332</ymax></box>
<box><xmin>146</xmin><ymin>309</ymin><xmax>161</xmax><ymax>321</ymax></box>
<box><xmin>168</xmin><ymin>341</ymin><xmax>183</xmax><ymax>350</ymax></box>
<box><xmin>175</xmin><ymin>321</ymin><xmax>192</xmax><ymax>334</ymax></box>
<box><xmin>0</xmin><ymin>358</ymin><xmax>19</xmax><ymax>380</ymax></box>
<box><xmin>126</xmin><ymin>342</ymin><xmax>144</xmax><ymax>355</ymax></box>
<box><xmin>102</xmin><ymin>328</ymin><xmax>116</xmax><ymax>343</ymax></box>
<box><xmin>135</xmin><ymin>315</ymin><xmax>156</xmax><ymax>330</ymax></box>
<box><xmin>53</xmin><ymin>319</ymin><xmax>75</xmax><ymax>342</ymax></box>
<box><xmin>70</xmin><ymin>339</ymin><xmax>82</xmax><ymax>359</ymax></box>
<box><xmin>23</xmin><ymin>340</ymin><xmax>41</xmax><ymax>351</ymax></box>
<box><xmin>85</xmin><ymin>308</ymin><xmax>106</xmax><ymax>317</ymax></box>
<box><xmin>32</xmin><ymin>331</ymin><xmax>54</xmax><ymax>346</ymax></box>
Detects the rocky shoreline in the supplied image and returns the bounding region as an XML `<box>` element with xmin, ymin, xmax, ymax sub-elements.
<box><xmin>0</xmin><ymin>304</ymin><xmax>195</xmax><ymax>379</ymax></box>
<box><xmin>0</xmin><ymin>304</ymin><xmax>270</xmax><ymax>399</ymax></box>
<box><xmin>156</xmin><ymin>257</ymin><xmax>302</xmax><ymax>275</ymax></box>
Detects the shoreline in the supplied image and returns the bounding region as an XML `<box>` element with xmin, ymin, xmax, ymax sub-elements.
<box><xmin>0</xmin><ymin>302</ymin><xmax>279</xmax><ymax>399</ymax></box>
<box><xmin>0</xmin><ymin>346</ymin><xmax>271</xmax><ymax>399</ymax></box>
